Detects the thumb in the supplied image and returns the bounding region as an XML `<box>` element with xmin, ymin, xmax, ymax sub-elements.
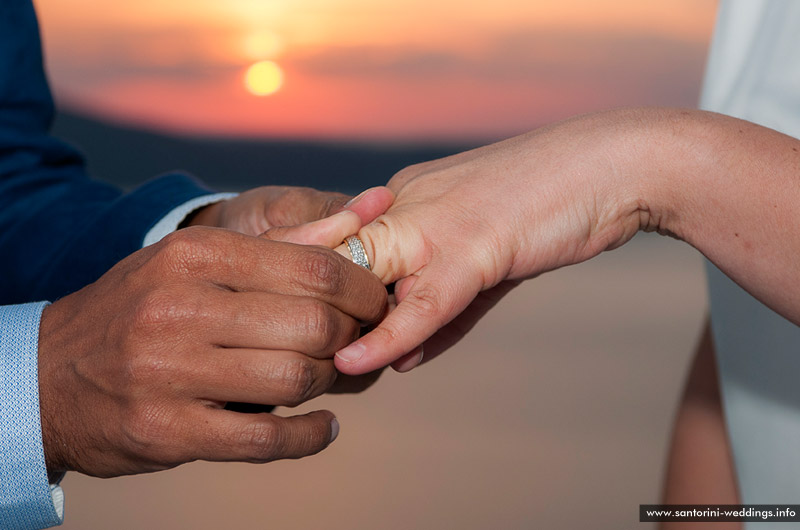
<box><xmin>260</xmin><ymin>210</ymin><xmax>361</xmax><ymax>248</ymax></box>
<box><xmin>328</xmin><ymin>186</ymin><xmax>395</xmax><ymax>225</ymax></box>
<box><xmin>333</xmin><ymin>262</ymin><xmax>481</xmax><ymax>375</ymax></box>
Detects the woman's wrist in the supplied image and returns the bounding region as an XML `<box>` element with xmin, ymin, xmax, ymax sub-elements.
<box><xmin>621</xmin><ymin>109</ymin><xmax>755</xmax><ymax>247</ymax></box>
<box><xmin>593</xmin><ymin>108</ymin><xmax>715</xmax><ymax>248</ymax></box>
<box><xmin>521</xmin><ymin>108</ymin><xmax>679</xmax><ymax>267</ymax></box>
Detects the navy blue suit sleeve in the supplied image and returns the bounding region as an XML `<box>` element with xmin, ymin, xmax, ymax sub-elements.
<box><xmin>0</xmin><ymin>2</ymin><xmax>215</xmax><ymax>304</ymax></box>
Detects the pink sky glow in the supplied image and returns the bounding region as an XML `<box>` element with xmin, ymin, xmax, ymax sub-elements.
<box><xmin>36</xmin><ymin>0</ymin><xmax>718</xmax><ymax>142</ymax></box>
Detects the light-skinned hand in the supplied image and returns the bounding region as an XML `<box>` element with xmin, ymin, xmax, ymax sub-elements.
<box><xmin>332</xmin><ymin>108</ymin><xmax>800</xmax><ymax>374</ymax></box>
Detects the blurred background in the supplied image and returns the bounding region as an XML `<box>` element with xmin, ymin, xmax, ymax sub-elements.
<box><xmin>36</xmin><ymin>0</ymin><xmax>716</xmax><ymax>528</ymax></box>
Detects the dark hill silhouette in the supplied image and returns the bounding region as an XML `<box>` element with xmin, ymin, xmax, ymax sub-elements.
<box><xmin>52</xmin><ymin>112</ymin><xmax>473</xmax><ymax>195</ymax></box>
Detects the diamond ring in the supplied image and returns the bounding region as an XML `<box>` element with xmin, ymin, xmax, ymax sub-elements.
<box><xmin>344</xmin><ymin>235</ymin><xmax>370</xmax><ymax>271</ymax></box>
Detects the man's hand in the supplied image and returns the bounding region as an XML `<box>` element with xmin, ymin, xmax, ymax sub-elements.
<box><xmin>37</xmin><ymin>226</ymin><xmax>387</xmax><ymax>479</ymax></box>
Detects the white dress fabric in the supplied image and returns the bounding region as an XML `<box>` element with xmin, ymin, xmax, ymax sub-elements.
<box><xmin>700</xmin><ymin>0</ymin><xmax>800</xmax><ymax>522</ymax></box>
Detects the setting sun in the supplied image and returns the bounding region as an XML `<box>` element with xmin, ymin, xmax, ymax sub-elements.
<box><xmin>37</xmin><ymin>0</ymin><xmax>717</xmax><ymax>140</ymax></box>
<box><xmin>244</xmin><ymin>60</ymin><xmax>283</xmax><ymax>96</ymax></box>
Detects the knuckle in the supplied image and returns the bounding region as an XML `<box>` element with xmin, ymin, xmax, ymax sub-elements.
<box><xmin>299</xmin><ymin>300</ymin><xmax>337</xmax><ymax>354</ymax></box>
<box><xmin>238</xmin><ymin>421</ymin><xmax>281</xmax><ymax>462</ymax></box>
<box><xmin>158</xmin><ymin>229</ymin><xmax>199</xmax><ymax>260</ymax></box>
<box><xmin>132</xmin><ymin>290</ymin><xmax>172</xmax><ymax>328</ymax></box>
<box><xmin>271</xmin><ymin>355</ymin><xmax>332</xmax><ymax>407</ymax></box>
<box><xmin>294</xmin><ymin>248</ymin><xmax>344</xmax><ymax>296</ymax></box>
<box><xmin>155</xmin><ymin>227</ymin><xmax>216</xmax><ymax>273</ymax></box>
<box><xmin>279</xmin><ymin>358</ymin><xmax>321</xmax><ymax>406</ymax></box>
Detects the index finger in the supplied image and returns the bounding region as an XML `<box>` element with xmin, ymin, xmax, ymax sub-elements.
<box><xmin>159</xmin><ymin>228</ymin><xmax>387</xmax><ymax>323</ymax></box>
<box><xmin>260</xmin><ymin>242</ymin><xmax>388</xmax><ymax>324</ymax></box>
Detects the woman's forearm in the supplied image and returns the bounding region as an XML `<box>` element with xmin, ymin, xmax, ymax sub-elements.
<box><xmin>619</xmin><ymin>109</ymin><xmax>800</xmax><ymax>324</ymax></box>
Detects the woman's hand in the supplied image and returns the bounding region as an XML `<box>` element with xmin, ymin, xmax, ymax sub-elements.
<box><xmin>333</xmin><ymin>107</ymin><xmax>800</xmax><ymax>375</ymax></box>
<box><xmin>332</xmin><ymin>110</ymin><xmax>655</xmax><ymax>374</ymax></box>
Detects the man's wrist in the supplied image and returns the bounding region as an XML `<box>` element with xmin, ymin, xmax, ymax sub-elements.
<box><xmin>142</xmin><ymin>192</ymin><xmax>237</xmax><ymax>247</ymax></box>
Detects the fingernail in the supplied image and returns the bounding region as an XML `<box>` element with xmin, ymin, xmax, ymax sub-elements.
<box><xmin>335</xmin><ymin>342</ymin><xmax>366</xmax><ymax>364</ymax></box>
<box><xmin>394</xmin><ymin>345</ymin><xmax>424</xmax><ymax>373</ymax></box>
<box><xmin>413</xmin><ymin>344</ymin><xmax>424</xmax><ymax>367</ymax></box>
<box><xmin>328</xmin><ymin>210</ymin><xmax>357</xmax><ymax>223</ymax></box>
<box><xmin>344</xmin><ymin>188</ymin><xmax>371</xmax><ymax>208</ymax></box>
<box><xmin>329</xmin><ymin>418</ymin><xmax>340</xmax><ymax>443</ymax></box>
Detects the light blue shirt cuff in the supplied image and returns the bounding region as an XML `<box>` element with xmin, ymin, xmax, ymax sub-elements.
<box><xmin>142</xmin><ymin>192</ymin><xmax>238</xmax><ymax>247</ymax></box>
<box><xmin>0</xmin><ymin>302</ymin><xmax>63</xmax><ymax>530</ymax></box>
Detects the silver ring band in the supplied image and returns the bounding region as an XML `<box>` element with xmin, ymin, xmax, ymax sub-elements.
<box><xmin>344</xmin><ymin>235</ymin><xmax>370</xmax><ymax>271</ymax></box>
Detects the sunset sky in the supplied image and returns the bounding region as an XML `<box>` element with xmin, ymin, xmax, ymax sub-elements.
<box><xmin>36</xmin><ymin>0</ymin><xmax>718</xmax><ymax>142</ymax></box>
